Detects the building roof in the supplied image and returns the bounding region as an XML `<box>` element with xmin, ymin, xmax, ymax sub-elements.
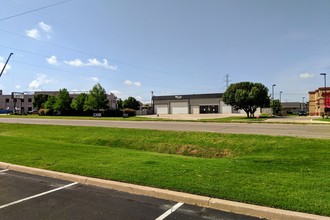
<box><xmin>152</xmin><ymin>93</ymin><xmax>223</xmax><ymax>101</ymax></box>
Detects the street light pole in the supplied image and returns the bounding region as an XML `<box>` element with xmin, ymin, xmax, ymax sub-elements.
<box><xmin>0</xmin><ymin>53</ymin><xmax>13</xmax><ymax>78</ymax></box>
<box><xmin>272</xmin><ymin>84</ymin><xmax>276</xmax><ymax>115</ymax></box>
<box><xmin>280</xmin><ymin>91</ymin><xmax>283</xmax><ymax>103</ymax></box>
<box><xmin>320</xmin><ymin>73</ymin><xmax>327</xmax><ymax>115</ymax></box>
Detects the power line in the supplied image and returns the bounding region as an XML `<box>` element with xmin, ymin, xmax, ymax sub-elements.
<box><xmin>0</xmin><ymin>0</ymin><xmax>72</xmax><ymax>22</ymax></box>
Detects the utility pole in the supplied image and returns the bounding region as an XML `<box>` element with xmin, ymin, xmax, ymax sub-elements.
<box><xmin>0</xmin><ymin>53</ymin><xmax>13</xmax><ymax>78</ymax></box>
<box><xmin>151</xmin><ymin>91</ymin><xmax>154</xmax><ymax>114</ymax></box>
<box><xmin>223</xmin><ymin>74</ymin><xmax>231</xmax><ymax>89</ymax></box>
<box><xmin>320</xmin><ymin>73</ymin><xmax>327</xmax><ymax>116</ymax></box>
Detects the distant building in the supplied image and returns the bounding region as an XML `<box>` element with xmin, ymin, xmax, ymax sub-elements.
<box><xmin>281</xmin><ymin>102</ymin><xmax>308</xmax><ymax>115</ymax></box>
<box><xmin>309</xmin><ymin>87</ymin><xmax>330</xmax><ymax>116</ymax></box>
<box><xmin>152</xmin><ymin>93</ymin><xmax>255</xmax><ymax>115</ymax></box>
<box><xmin>0</xmin><ymin>90</ymin><xmax>117</xmax><ymax>114</ymax></box>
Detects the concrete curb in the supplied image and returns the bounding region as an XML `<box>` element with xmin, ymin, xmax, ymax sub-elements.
<box><xmin>0</xmin><ymin>162</ymin><xmax>328</xmax><ymax>220</ymax></box>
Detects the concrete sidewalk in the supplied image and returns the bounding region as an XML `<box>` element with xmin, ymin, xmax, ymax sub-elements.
<box><xmin>0</xmin><ymin>162</ymin><xmax>328</xmax><ymax>220</ymax></box>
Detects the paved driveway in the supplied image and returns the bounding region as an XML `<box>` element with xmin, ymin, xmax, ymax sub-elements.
<box><xmin>0</xmin><ymin>169</ymin><xmax>262</xmax><ymax>220</ymax></box>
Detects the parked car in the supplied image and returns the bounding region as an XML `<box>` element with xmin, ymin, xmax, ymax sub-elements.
<box><xmin>298</xmin><ymin>111</ymin><xmax>307</xmax><ymax>116</ymax></box>
<box><xmin>28</xmin><ymin>109</ymin><xmax>39</xmax><ymax>114</ymax></box>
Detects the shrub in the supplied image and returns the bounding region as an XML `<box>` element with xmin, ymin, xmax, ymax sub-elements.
<box><xmin>123</xmin><ymin>108</ymin><xmax>136</xmax><ymax>116</ymax></box>
<box><xmin>38</xmin><ymin>109</ymin><xmax>46</xmax><ymax>116</ymax></box>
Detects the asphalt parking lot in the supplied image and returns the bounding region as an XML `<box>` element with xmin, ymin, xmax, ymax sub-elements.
<box><xmin>0</xmin><ymin>169</ymin><xmax>264</xmax><ymax>220</ymax></box>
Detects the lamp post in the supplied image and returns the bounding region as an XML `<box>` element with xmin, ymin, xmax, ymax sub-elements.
<box><xmin>320</xmin><ymin>73</ymin><xmax>327</xmax><ymax>115</ymax></box>
<box><xmin>0</xmin><ymin>53</ymin><xmax>13</xmax><ymax>78</ymax></box>
<box><xmin>279</xmin><ymin>91</ymin><xmax>283</xmax><ymax>103</ymax></box>
<box><xmin>302</xmin><ymin>97</ymin><xmax>305</xmax><ymax>111</ymax></box>
<box><xmin>272</xmin><ymin>84</ymin><xmax>276</xmax><ymax>115</ymax></box>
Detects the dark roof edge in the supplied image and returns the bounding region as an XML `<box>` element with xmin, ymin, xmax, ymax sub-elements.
<box><xmin>153</xmin><ymin>93</ymin><xmax>223</xmax><ymax>100</ymax></box>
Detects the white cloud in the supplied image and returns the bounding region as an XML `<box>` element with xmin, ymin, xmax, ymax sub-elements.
<box><xmin>124</xmin><ymin>80</ymin><xmax>142</xmax><ymax>87</ymax></box>
<box><xmin>64</xmin><ymin>58</ymin><xmax>117</xmax><ymax>70</ymax></box>
<box><xmin>29</xmin><ymin>73</ymin><xmax>56</xmax><ymax>91</ymax></box>
<box><xmin>0</xmin><ymin>56</ymin><xmax>11</xmax><ymax>74</ymax></box>
<box><xmin>64</xmin><ymin>59</ymin><xmax>84</xmax><ymax>67</ymax></box>
<box><xmin>25</xmin><ymin>22</ymin><xmax>53</xmax><ymax>40</ymax></box>
<box><xmin>46</xmin><ymin>55</ymin><xmax>58</xmax><ymax>65</ymax></box>
<box><xmin>15</xmin><ymin>85</ymin><xmax>21</xmax><ymax>89</ymax></box>
<box><xmin>38</xmin><ymin>22</ymin><xmax>52</xmax><ymax>33</ymax></box>
<box><xmin>299</xmin><ymin>73</ymin><xmax>314</xmax><ymax>79</ymax></box>
<box><xmin>90</xmin><ymin>77</ymin><xmax>99</xmax><ymax>82</ymax></box>
<box><xmin>25</xmin><ymin>28</ymin><xmax>41</xmax><ymax>40</ymax></box>
<box><xmin>110</xmin><ymin>90</ymin><xmax>123</xmax><ymax>98</ymax></box>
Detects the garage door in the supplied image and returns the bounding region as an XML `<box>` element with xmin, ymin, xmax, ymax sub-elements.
<box><xmin>191</xmin><ymin>106</ymin><xmax>199</xmax><ymax>114</ymax></box>
<box><xmin>171</xmin><ymin>102</ymin><xmax>188</xmax><ymax>114</ymax></box>
<box><xmin>154</xmin><ymin>105</ymin><xmax>168</xmax><ymax>114</ymax></box>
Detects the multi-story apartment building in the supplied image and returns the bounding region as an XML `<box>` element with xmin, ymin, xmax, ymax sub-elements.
<box><xmin>0</xmin><ymin>90</ymin><xmax>117</xmax><ymax>114</ymax></box>
<box><xmin>309</xmin><ymin>87</ymin><xmax>330</xmax><ymax>116</ymax></box>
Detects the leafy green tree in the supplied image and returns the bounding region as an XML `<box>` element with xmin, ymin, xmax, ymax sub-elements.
<box><xmin>223</xmin><ymin>82</ymin><xmax>270</xmax><ymax>118</ymax></box>
<box><xmin>54</xmin><ymin>88</ymin><xmax>72</xmax><ymax>115</ymax></box>
<box><xmin>117</xmin><ymin>98</ymin><xmax>123</xmax><ymax>110</ymax></box>
<box><xmin>71</xmin><ymin>93</ymin><xmax>87</xmax><ymax>113</ymax></box>
<box><xmin>123</xmin><ymin>97</ymin><xmax>140</xmax><ymax>110</ymax></box>
<box><xmin>32</xmin><ymin>94</ymin><xmax>49</xmax><ymax>109</ymax></box>
<box><xmin>271</xmin><ymin>99</ymin><xmax>282</xmax><ymax>116</ymax></box>
<box><xmin>44</xmin><ymin>96</ymin><xmax>57</xmax><ymax>115</ymax></box>
<box><xmin>84</xmin><ymin>83</ymin><xmax>109</xmax><ymax>111</ymax></box>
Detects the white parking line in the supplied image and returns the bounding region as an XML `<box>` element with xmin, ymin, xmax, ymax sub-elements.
<box><xmin>0</xmin><ymin>182</ymin><xmax>78</xmax><ymax>209</ymax></box>
<box><xmin>0</xmin><ymin>169</ymin><xmax>9</xmax><ymax>173</ymax></box>
<box><xmin>155</xmin><ymin>202</ymin><xmax>184</xmax><ymax>220</ymax></box>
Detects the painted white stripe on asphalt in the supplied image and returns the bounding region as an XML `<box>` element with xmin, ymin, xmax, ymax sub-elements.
<box><xmin>0</xmin><ymin>182</ymin><xmax>78</xmax><ymax>209</ymax></box>
<box><xmin>155</xmin><ymin>202</ymin><xmax>184</xmax><ymax>220</ymax></box>
<box><xmin>0</xmin><ymin>169</ymin><xmax>9</xmax><ymax>173</ymax></box>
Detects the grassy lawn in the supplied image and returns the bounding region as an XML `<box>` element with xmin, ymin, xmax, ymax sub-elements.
<box><xmin>0</xmin><ymin>123</ymin><xmax>329</xmax><ymax>216</ymax></box>
<box><xmin>313</xmin><ymin>118</ymin><xmax>330</xmax><ymax>123</ymax></box>
<box><xmin>0</xmin><ymin>114</ymin><xmax>168</xmax><ymax>121</ymax></box>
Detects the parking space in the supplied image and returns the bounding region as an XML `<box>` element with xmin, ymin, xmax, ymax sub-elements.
<box><xmin>0</xmin><ymin>169</ymin><xmax>263</xmax><ymax>220</ymax></box>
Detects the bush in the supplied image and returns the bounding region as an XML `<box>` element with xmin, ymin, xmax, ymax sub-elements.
<box><xmin>123</xmin><ymin>108</ymin><xmax>136</xmax><ymax>116</ymax></box>
<box><xmin>103</xmin><ymin>109</ymin><xmax>123</xmax><ymax>117</ymax></box>
<box><xmin>38</xmin><ymin>109</ymin><xmax>46</xmax><ymax>116</ymax></box>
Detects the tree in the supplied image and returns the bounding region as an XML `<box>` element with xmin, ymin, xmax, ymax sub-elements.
<box><xmin>44</xmin><ymin>96</ymin><xmax>57</xmax><ymax>115</ymax></box>
<box><xmin>84</xmin><ymin>83</ymin><xmax>109</xmax><ymax>111</ymax></box>
<box><xmin>223</xmin><ymin>82</ymin><xmax>270</xmax><ymax>118</ymax></box>
<box><xmin>71</xmin><ymin>93</ymin><xmax>87</xmax><ymax>113</ymax></box>
<box><xmin>123</xmin><ymin>97</ymin><xmax>140</xmax><ymax>110</ymax></box>
<box><xmin>54</xmin><ymin>88</ymin><xmax>72</xmax><ymax>115</ymax></box>
<box><xmin>271</xmin><ymin>99</ymin><xmax>282</xmax><ymax>116</ymax></box>
<box><xmin>33</xmin><ymin>94</ymin><xmax>49</xmax><ymax>109</ymax></box>
<box><xmin>117</xmin><ymin>98</ymin><xmax>123</xmax><ymax>110</ymax></box>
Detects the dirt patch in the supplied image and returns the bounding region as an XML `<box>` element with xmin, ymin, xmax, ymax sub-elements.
<box><xmin>176</xmin><ymin>145</ymin><xmax>231</xmax><ymax>158</ymax></box>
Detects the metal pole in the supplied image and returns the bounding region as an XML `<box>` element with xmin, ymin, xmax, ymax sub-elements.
<box><xmin>320</xmin><ymin>73</ymin><xmax>327</xmax><ymax>115</ymax></box>
<box><xmin>0</xmin><ymin>53</ymin><xmax>13</xmax><ymax>78</ymax></box>
<box><xmin>279</xmin><ymin>91</ymin><xmax>283</xmax><ymax>103</ymax></box>
<box><xmin>272</xmin><ymin>84</ymin><xmax>276</xmax><ymax>115</ymax></box>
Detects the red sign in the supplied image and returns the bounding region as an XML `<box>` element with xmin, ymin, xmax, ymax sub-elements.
<box><xmin>325</xmin><ymin>97</ymin><xmax>330</xmax><ymax>108</ymax></box>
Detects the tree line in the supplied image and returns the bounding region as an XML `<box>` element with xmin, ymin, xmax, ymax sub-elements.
<box><xmin>32</xmin><ymin>83</ymin><xmax>141</xmax><ymax>116</ymax></box>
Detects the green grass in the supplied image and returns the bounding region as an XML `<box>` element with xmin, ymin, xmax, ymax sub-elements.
<box><xmin>0</xmin><ymin>114</ymin><xmax>169</xmax><ymax>121</ymax></box>
<box><xmin>0</xmin><ymin>123</ymin><xmax>329</xmax><ymax>216</ymax></box>
<box><xmin>314</xmin><ymin>118</ymin><xmax>330</xmax><ymax>123</ymax></box>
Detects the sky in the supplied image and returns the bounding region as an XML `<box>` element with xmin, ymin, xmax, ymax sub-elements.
<box><xmin>1</xmin><ymin>0</ymin><xmax>330</xmax><ymax>103</ymax></box>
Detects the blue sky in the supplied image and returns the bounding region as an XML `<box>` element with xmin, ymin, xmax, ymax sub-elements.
<box><xmin>1</xmin><ymin>0</ymin><xmax>329</xmax><ymax>103</ymax></box>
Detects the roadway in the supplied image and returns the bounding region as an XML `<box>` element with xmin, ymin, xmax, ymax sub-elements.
<box><xmin>0</xmin><ymin>117</ymin><xmax>329</xmax><ymax>139</ymax></box>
